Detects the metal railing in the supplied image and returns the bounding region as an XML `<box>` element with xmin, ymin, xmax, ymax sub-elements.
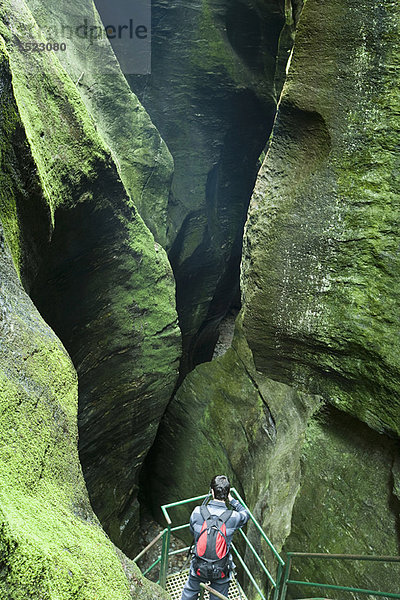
<box><xmin>134</xmin><ymin>488</ymin><xmax>284</xmax><ymax>599</ymax></box>
<box><xmin>133</xmin><ymin>493</ymin><xmax>400</xmax><ymax>600</ymax></box>
<box><xmin>279</xmin><ymin>552</ymin><xmax>400</xmax><ymax>600</ymax></box>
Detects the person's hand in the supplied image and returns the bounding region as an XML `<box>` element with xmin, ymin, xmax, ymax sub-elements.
<box><xmin>228</xmin><ymin>493</ymin><xmax>233</xmax><ymax>502</ymax></box>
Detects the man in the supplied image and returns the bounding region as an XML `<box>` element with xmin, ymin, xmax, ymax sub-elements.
<box><xmin>181</xmin><ymin>475</ymin><xmax>250</xmax><ymax>600</ymax></box>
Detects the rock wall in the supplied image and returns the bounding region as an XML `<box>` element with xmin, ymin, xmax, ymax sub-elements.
<box><xmin>144</xmin><ymin>315</ymin><xmax>320</xmax><ymax>555</ymax></box>
<box><xmin>0</xmin><ymin>39</ymin><xmax>168</xmax><ymax>599</ymax></box>
<box><xmin>242</xmin><ymin>0</ymin><xmax>400</xmax><ymax>436</ymax></box>
<box><xmin>0</xmin><ymin>0</ymin><xmax>181</xmax><ymax>556</ymax></box>
<box><xmin>127</xmin><ymin>0</ymin><xmax>294</xmax><ymax>375</ymax></box>
<box><xmin>1</xmin><ymin>0</ymin><xmax>399</xmax><ymax>595</ymax></box>
<box><xmin>26</xmin><ymin>0</ymin><xmax>174</xmax><ymax>247</ymax></box>
<box><xmin>284</xmin><ymin>405</ymin><xmax>400</xmax><ymax>596</ymax></box>
<box><xmin>146</xmin><ymin>0</ymin><xmax>400</xmax><ymax>596</ymax></box>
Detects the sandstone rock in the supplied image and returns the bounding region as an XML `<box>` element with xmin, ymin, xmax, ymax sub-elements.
<box><xmin>0</xmin><ymin>0</ymin><xmax>181</xmax><ymax>555</ymax></box>
<box><xmin>0</xmin><ymin>44</ymin><xmax>167</xmax><ymax>593</ymax></box>
<box><xmin>284</xmin><ymin>405</ymin><xmax>400</xmax><ymax>597</ymax></box>
<box><xmin>25</xmin><ymin>0</ymin><xmax>173</xmax><ymax>247</ymax></box>
<box><xmin>145</xmin><ymin>315</ymin><xmax>320</xmax><ymax>560</ymax></box>
<box><xmin>128</xmin><ymin>0</ymin><xmax>293</xmax><ymax>375</ymax></box>
<box><xmin>147</xmin><ymin>0</ymin><xmax>400</xmax><ymax>595</ymax></box>
<box><xmin>242</xmin><ymin>0</ymin><xmax>400</xmax><ymax>436</ymax></box>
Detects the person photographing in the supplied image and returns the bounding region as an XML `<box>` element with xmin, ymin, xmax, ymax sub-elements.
<box><xmin>181</xmin><ymin>475</ymin><xmax>250</xmax><ymax>600</ymax></box>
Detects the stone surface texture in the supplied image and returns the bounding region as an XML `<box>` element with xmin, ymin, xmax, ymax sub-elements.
<box><xmin>128</xmin><ymin>0</ymin><xmax>294</xmax><ymax>375</ymax></box>
<box><xmin>26</xmin><ymin>0</ymin><xmax>174</xmax><ymax>247</ymax></box>
<box><xmin>0</xmin><ymin>0</ymin><xmax>181</xmax><ymax>557</ymax></box>
<box><xmin>147</xmin><ymin>0</ymin><xmax>400</xmax><ymax>595</ymax></box>
<box><xmin>242</xmin><ymin>0</ymin><xmax>400</xmax><ymax>436</ymax></box>
<box><xmin>0</xmin><ymin>43</ymin><xmax>168</xmax><ymax>594</ymax></box>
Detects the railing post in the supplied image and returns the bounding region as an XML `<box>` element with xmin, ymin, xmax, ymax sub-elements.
<box><xmin>159</xmin><ymin>525</ymin><xmax>171</xmax><ymax>589</ymax></box>
<box><xmin>273</xmin><ymin>561</ymin><xmax>284</xmax><ymax>600</ymax></box>
<box><xmin>279</xmin><ymin>555</ymin><xmax>291</xmax><ymax>600</ymax></box>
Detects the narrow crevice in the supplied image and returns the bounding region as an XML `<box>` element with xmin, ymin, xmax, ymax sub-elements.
<box><xmin>136</xmin><ymin>0</ymin><xmax>298</xmax><ymax>524</ymax></box>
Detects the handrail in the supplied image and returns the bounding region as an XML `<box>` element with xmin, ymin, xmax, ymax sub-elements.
<box><xmin>285</xmin><ymin>580</ymin><xmax>400</xmax><ymax>599</ymax></box>
<box><xmin>161</xmin><ymin>488</ymin><xmax>284</xmax><ymax>565</ymax></box>
<box><xmin>143</xmin><ymin>556</ymin><xmax>161</xmax><ymax>577</ymax></box>
<box><xmin>231</xmin><ymin>543</ymin><xmax>268</xmax><ymax>600</ymax></box>
<box><xmin>133</xmin><ymin>529</ymin><xmax>167</xmax><ymax>563</ymax></box>
<box><xmin>159</xmin><ymin>488</ymin><xmax>283</xmax><ymax>598</ymax></box>
<box><xmin>161</xmin><ymin>493</ymin><xmax>209</xmax><ymax>525</ymax></box>
<box><xmin>288</xmin><ymin>552</ymin><xmax>400</xmax><ymax>562</ymax></box>
<box><xmin>230</xmin><ymin>489</ymin><xmax>285</xmax><ymax>567</ymax></box>
<box><xmin>171</xmin><ymin>523</ymin><xmax>191</xmax><ymax>533</ymax></box>
<box><xmin>238</xmin><ymin>528</ymin><xmax>276</xmax><ymax>586</ymax></box>
<box><xmin>134</xmin><ymin>497</ymin><xmax>400</xmax><ymax>600</ymax></box>
<box><xmin>280</xmin><ymin>552</ymin><xmax>400</xmax><ymax>600</ymax></box>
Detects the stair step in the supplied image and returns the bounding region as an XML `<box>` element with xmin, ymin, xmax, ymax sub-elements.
<box><xmin>166</xmin><ymin>570</ymin><xmax>248</xmax><ymax>600</ymax></box>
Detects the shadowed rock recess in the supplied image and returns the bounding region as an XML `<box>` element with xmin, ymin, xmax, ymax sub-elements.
<box><xmin>127</xmin><ymin>0</ymin><xmax>298</xmax><ymax>376</ymax></box>
<box><xmin>145</xmin><ymin>0</ymin><xmax>400</xmax><ymax>596</ymax></box>
<box><xmin>0</xmin><ymin>0</ymin><xmax>180</xmax><ymax>562</ymax></box>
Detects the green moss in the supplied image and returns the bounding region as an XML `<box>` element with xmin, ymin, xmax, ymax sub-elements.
<box><xmin>0</xmin><ymin>39</ymin><xmax>23</xmax><ymax>272</ymax></box>
<box><xmin>25</xmin><ymin>0</ymin><xmax>173</xmax><ymax>245</ymax></box>
<box><xmin>241</xmin><ymin>0</ymin><xmax>400</xmax><ymax>436</ymax></box>
<box><xmin>192</xmin><ymin>1</ymin><xmax>240</xmax><ymax>82</ymax></box>
<box><xmin>191</xmin><ymin>0</ymin><xmax>275</xmax><ymax>99</ymax></box>
<box><xmin>0</xmin><ymin>224</ymin><xmax>140</xmax><ymax>599</ymax></box>
<box><xmin>284</xmin><ymin>406</ymin><xmax>400</xmax><ymax>597</ymax></box>
<box><xmin>0</xmin><ymin>0</ymin><xmax>180</xmax><ymax>555</ymax></box>
<box><xmin>0</xmin><ymin>4</ymin><xmax>109</xmax><ymax>220</ymax></box>
<box><xmin>147</xmin><ymin>314</ymin><xmax>320</xmax><ymax>561</ymax></box>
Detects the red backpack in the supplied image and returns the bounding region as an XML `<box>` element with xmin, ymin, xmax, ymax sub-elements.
<box><xmin>192</xmin><ymin>506</ymin><xmax>233</xmax><ymax>580</ymax></box>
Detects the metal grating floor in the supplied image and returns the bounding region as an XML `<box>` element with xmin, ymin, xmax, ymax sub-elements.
<box><xmin>166</xmin><ymin>570</ymin><xmax>247</xmax><ymax>600</ymax></box>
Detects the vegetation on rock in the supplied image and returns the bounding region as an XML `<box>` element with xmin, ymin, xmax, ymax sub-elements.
<box><xmin>145</xmin><ymin>0</ymin><xmax>400</xmax><ymax>595</ymax></box>
<box><xmin>0</xmin><ymin>0</ymin><xmax>180</xmax><ymax>561</ymax></box>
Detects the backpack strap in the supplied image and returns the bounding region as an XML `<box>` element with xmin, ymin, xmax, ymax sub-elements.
<box><xmin>218</xmin><ymin>509</ymin><xmax>233</xmax><ymax>524</ymax></box>
<box><xmin>199</xmin><ymin>506</ymin><xmax>232</xmax><ymax>527</ymax></box>
<box><xmin>200</xmin><ymin>505</ymin><xmax>211</xmax><ymax>521</ymax></box>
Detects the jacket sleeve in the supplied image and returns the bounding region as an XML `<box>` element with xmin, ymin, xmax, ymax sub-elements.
<box><xmin>189</xmin><ymin>506</ymin><xmax>200</xmax><ymax>536</ymax></box>
<box><xmin>230</xmin><ymin>498</ymin><xmax>250</xmax><ymax>528</ymax></box>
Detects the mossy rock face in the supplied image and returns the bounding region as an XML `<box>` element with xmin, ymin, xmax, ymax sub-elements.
<box><xmin>242</xmin><ymin>0</ymin><xmax>400</xmax><ymax>436</ymax></box>
<box><xmin>284</xmin><ymin>405</ymin><xmax>400</xmax><ymax>597</ymax></box>
<box><xmin>0</xmin><ymin>214</ymin><xmax>169</xmax><ymax>598</ymax></box>
<box><xmin>146</xmin><ymin>0</ymin><xmax>400</xmax><ymax>595</ymax></box>
<box><xmin>127</xmin><ymin>0</ymin><xmax>293</xmax><ymax>375</ymax></box>
<box><xmin>25</xmin><ymin>0</ymin><xmax>173</xmax><ymax>247</ymax></box>
<box><xmin>145</xmin><ymin>316</ymin><xmax>320</xmax><ymax>560</ymax></box>
<box><xmin>0</xmin><ymin>37</ymin><xmax>51</xmax><ymax>290</ymax></box>
<box><xmin>0</xmin><ymin>0</ymin><xmax>181</xmax><ymax>555</ymax></box>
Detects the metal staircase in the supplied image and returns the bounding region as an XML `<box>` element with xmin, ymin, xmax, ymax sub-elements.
<box><xmin>165</xmin><ymin>570</ymin><xmax>247</xmax><ymax>600</ymax></box>
<box><xmin>134</xmin><ymin>489</ymin><xmax>400</xmax><ymax>600</ymax></box>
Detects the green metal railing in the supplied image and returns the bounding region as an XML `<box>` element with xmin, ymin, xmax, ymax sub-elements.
<box><xmin>279</xmin><ymin>552</ymin><xmax>400</xmax><ymax>600</ymax></box>
<box><xmin>134</xmin><ymin>493</ymin><xmax>400</xmax><ymax>600</ymax></box>
<box><xmin>134</xmin><ymin>488</ymin><xmax>284</xmax><ymax>599</ymax></box>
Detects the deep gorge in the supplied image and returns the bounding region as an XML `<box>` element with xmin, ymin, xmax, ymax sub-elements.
<box><xmin>0</xmin><ymin>0</ymin><xmax>399</xmax><ymax>599</ymax></box>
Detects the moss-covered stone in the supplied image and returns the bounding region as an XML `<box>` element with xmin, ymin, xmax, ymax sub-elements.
<box><xmin>0</xmin><ymin>36</ymin><xmax>51</xmax><ymax>288</ymax></box>
<box><xmin>242</xmin><ymin>0</ymin><xmax>400</xmax><ymax>436</ymax></box>
<box><xmin>283</xmin><ymin>405</ymin><xmax>400</xmax><ymax>597</ymax></box>
<box><xmin>0</xmin><ymin>0</ymin><xmax>181</xmax><ymax>556</ymax></box>
<box><xmin>145</xmin><ymin>315</ymin><xmax>320</xmax><ymax>566</ymax></box>
<box><xmin>128</xmin><ymin>0</ymin><xmax>293</xmax><ymax>375</ymax></box>
<box><xmin>24</xmin><ymin>0</ymin><xmax>173</xmax><ymax>246</ymax></box>
<box><xmin>146</xmin><ymin>1</ymin><xmax>400</xmax><ymax>597</ymax></box>
<box><xmin>0</xmin><ymin>216</ymin><xmax>171</xmax><ymax>599</ymax></box>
